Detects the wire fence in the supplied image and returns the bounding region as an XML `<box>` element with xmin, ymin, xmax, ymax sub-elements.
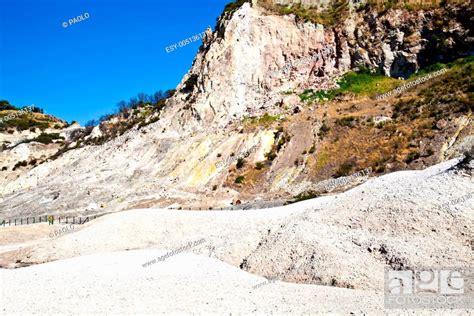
<box><xmin>0</xmin><ymin>215</ymin><xmax>97</xmax><ymax>228</ymax></box>
<box><xmin>0</xmin><ymin>202</ymin><xmax>286</xmax><ymax>228</ymax></box>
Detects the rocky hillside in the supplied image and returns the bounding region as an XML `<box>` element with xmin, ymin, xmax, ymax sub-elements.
<box><xmin>0</xmin><ymin>101</ymin><xmax>75</xmax><ymax>183</ymax></box>
<box><xmin>0</xmin><ymin>0</ymin><xmax>472</xmax><ymax>218</ymax></box>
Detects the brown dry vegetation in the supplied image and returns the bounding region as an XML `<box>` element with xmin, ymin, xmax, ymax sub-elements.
<box><xmin>227</xmin><ymin>58</ymin><xmax>473</xmax><ymax>196</ymax></box>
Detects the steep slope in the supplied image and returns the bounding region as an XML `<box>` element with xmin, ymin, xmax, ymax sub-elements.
<box><xmin>0</xmin><ymin>1</ymin><xmax>472</xmax><ymax>217</ymax></box>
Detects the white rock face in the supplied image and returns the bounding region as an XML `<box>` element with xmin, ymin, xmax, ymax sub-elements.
<box><xmin>373</xmin><ymin>115</ymin><xmax>392</xmax><ymax>126</ymax></box>
<box><xmin>85</xmin><ymin>126</ymin><xmax>102</xmax><ymax>140</ymax></box>
<box><xmin>59</xmin><ymin>122</ymin><xmax>82</xmax><ymax>141</ymax></box>
<box><xmin>162</xmin><ymin>3</ymin><xmax>344</xmax><ymax>130</ymax></box>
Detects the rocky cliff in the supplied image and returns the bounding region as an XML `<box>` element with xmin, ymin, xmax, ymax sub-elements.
<box><xmin>168</xmin><ymin>0</ymin><xmax>471</xmax><ymax>128</ymax></box>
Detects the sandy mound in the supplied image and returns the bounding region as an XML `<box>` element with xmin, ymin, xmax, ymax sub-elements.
<box><xmin>1</xmin><ymin>251</ymin><xmax>384</xmax><ymax>314</ymax></box>
<box><xmin>1</xmin><ymin>157</ymin><xmax>472</xmax><ymax>294</ymax></box>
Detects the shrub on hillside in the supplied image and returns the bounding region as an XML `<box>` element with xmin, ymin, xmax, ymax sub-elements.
<box><xmin>0</xmin><ymin>100</ymin><xmax>16</xmax><ymax>111</ymax></box>
<box><xmin>13</xmin><ymin>160</ymin><xmax>28</xmax><ymax>171</ymax></box>
<box><xmin>31</xmin><ymin>132</ymin><xmax>64</xmax><ymax>145</ymax></box>
<box><xmin>236</xmin><ymin>157</ymin><xmax>245</xmax><ymax>169</ymax></box>
<box><xmin>336</xmin><ymin>116</ymin><xmax>357</xmax><ymax>127</ymax></box>
<box><xmin>334</xmin><ymin>161</ymin><xmax>355</xmax><ymax>177</ymax></box>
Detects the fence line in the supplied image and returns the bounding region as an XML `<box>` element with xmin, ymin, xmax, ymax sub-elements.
<box><xmin>0</xmin><ymin>204</ymin><xmax>283</xmax><ymax>228</ymax></box>
<box><xmin>0</xmin><ymin>215</ymin><xmax>97</xmax><ymax>228</ymax></box>
<box><xmin>167</xmin><ymin>204</ymin><xmax>284</xmax><ymax>211</ymax></box>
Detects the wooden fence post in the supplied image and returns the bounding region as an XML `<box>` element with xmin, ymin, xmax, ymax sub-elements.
<box><xmin>14</xmin><ymin>219</ymin><xmax>17</xmax><ymax>226</ymax></box>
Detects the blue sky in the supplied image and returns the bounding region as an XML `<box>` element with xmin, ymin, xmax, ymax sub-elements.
<box><xmin>0</xmin><ymin>0</ymin><xmax>230</xmax><ymax>125</ymax></box>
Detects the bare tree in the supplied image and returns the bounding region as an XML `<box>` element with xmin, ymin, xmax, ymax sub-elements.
<box><xmin>152</xmin><ymin>91</ymin><xmax>165</xmax><ymax>104</ymax></box>
<box><xmin>85</xmin><ymin>119</ymin><xmax>98</xmax><ymax>127</ymax></box>
<box><xmin>129</xmin><ymin>97</ymin><xmax>138</xmax><ymax>109</ymax></box>
<box><xmin>137</xmin><ymin>93</ymin><xmax>148</xmax><ymax>105</ymax></box>
<box><xmin>117</xmin><ymin>100</ymin><xmax>128</xmax><ymax>113</ymax></box>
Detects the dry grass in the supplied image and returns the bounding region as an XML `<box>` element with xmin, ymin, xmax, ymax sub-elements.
<box><xmin>304</xmin><ymin>58</ymin><xmax>473</xmax><ymax>179</ymax></box>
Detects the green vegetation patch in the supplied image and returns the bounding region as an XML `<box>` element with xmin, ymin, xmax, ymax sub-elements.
<box><xmin>287</xmin><ymin>190</ymin><xmax>320</xmax><ymax>204</ymax></box>
<box><xmin>299</xmin><ymin>68</ymin><xmax>399</xmax><ymax>103</ymax></box>
<box><xmin>392</xmin><ymin>57</ymin><xmax>474</xmax><ymax>121</ymax></box>
<box><xmin>273</xmin><ymin>1</ymin><xmax>350</xmax><ymax>26</ymax></box>
<box><xmin>243</xmin><ymin>112</ymin><xmax>281</xmax><ymax>127</ymax></box>
<box><xmin>0</xmin><ymin>115</ymin><xmax>50</xmax><ymax>131</ymax></box>
<box><xmin>223</xmin><ymin>0</ymin><xmax>251</xmax><ymax>14</ymax></box>
<box><xmin>31</xmin><ymin>132</ymin><xmax>64</xmax><ymax>145</ymax></box>
<box><xmin>235</xmin><ymin>175</ymin><xmax>245</xmax><ymax>184</ymax></box>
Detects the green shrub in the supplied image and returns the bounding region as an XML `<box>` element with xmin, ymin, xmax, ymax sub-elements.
<box><xmin>276</xmin><ymin>133</ymin><xmax>290</xmax><ymax>151</ymax></box>
<box><xmin>275</xmin><ymin>1</ymin><xmax>349</xmax><ymax>26</ymax></box>
<box><xmin>287</xmin><ymin>191</ymin><xmax>320</xmax><ymax>204</ymax></box>
<box><xmin>1</xmin><ymin>116</ymin><xmax>49</xmax><ymax>131</ymax></box>
<box><xmin>334</xmin><ymin>161</ymin><xmax>355</xmax><ymax>177</ymax></box>
<box><xmin>235</xmin><ymin>176</ymin><xmax>245</xmax><ymax>184</ymax></box>
<box><xmin>265</xmin><ymin>127</ymin><xmax>290</xmax><ymax>163</ymax></box>
<box><xmin>335</xmin><ymin>116</ymin><xmax>356</xmax><ymax>127</ymax></box>
<box><xmin>258</xmin><ymin>113</ymin><xmax>279</xmax><ymax>124</ymax></box>
<box><xmin>299</xmin><ymin>69</ymin><xmax>395</xmax><ymax>103</ymax></box>
<box><xmin>31</xmin><ymin>133</ymin><xmax>64</xmax><ymax>145</ymax></box>
<box><xmin>0</xmin><ymin>100</ymin><xmax>17</xmax><ymax>111</ymax></box>
<box><xmin>13</xmin><ymin>160</ymin><xmax>28</xmax><ymax>171</ymax></box>
<box><xmin>265</xmin><ymin>151</ymin><xmax>277</xmax><ymax>161</ymax></box>
<box><xmin>374</xmin><ymin>156</ymin><xmax>391</xmax><ymax>173</ymax></box>
<box><xmin>223</xmin><ymin>0</ymin><xmax>250</xmax><ymax>14</ymax></box>
<box><xmin>245</xmin><ymin>112</ymin><xmax>280</xmax><ymax>126</ymax></box>
<box><xmin>255</xmin><ymin>162</ymin><xmax>264</xmax><ymax>170</ymax></box>
<box><xmin>405</xmin><ymin>151</ymin><xmax>420</xmax><ymax>163</ymax></box>
<box><xmin>318</xmin><ymin>121</ymin><xmax>331</xmax><ymax>138</ymax></box>
<box><xmin>236</xmin><ymin>157</ymin><xmax>245</xmax><ymax>169</ymax></box>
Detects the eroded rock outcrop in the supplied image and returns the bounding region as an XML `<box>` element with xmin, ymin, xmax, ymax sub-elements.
<box><xmin>164</xmin><ymin>1</ymin><xmax>471</xmax><ymax>129</ymax></box>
